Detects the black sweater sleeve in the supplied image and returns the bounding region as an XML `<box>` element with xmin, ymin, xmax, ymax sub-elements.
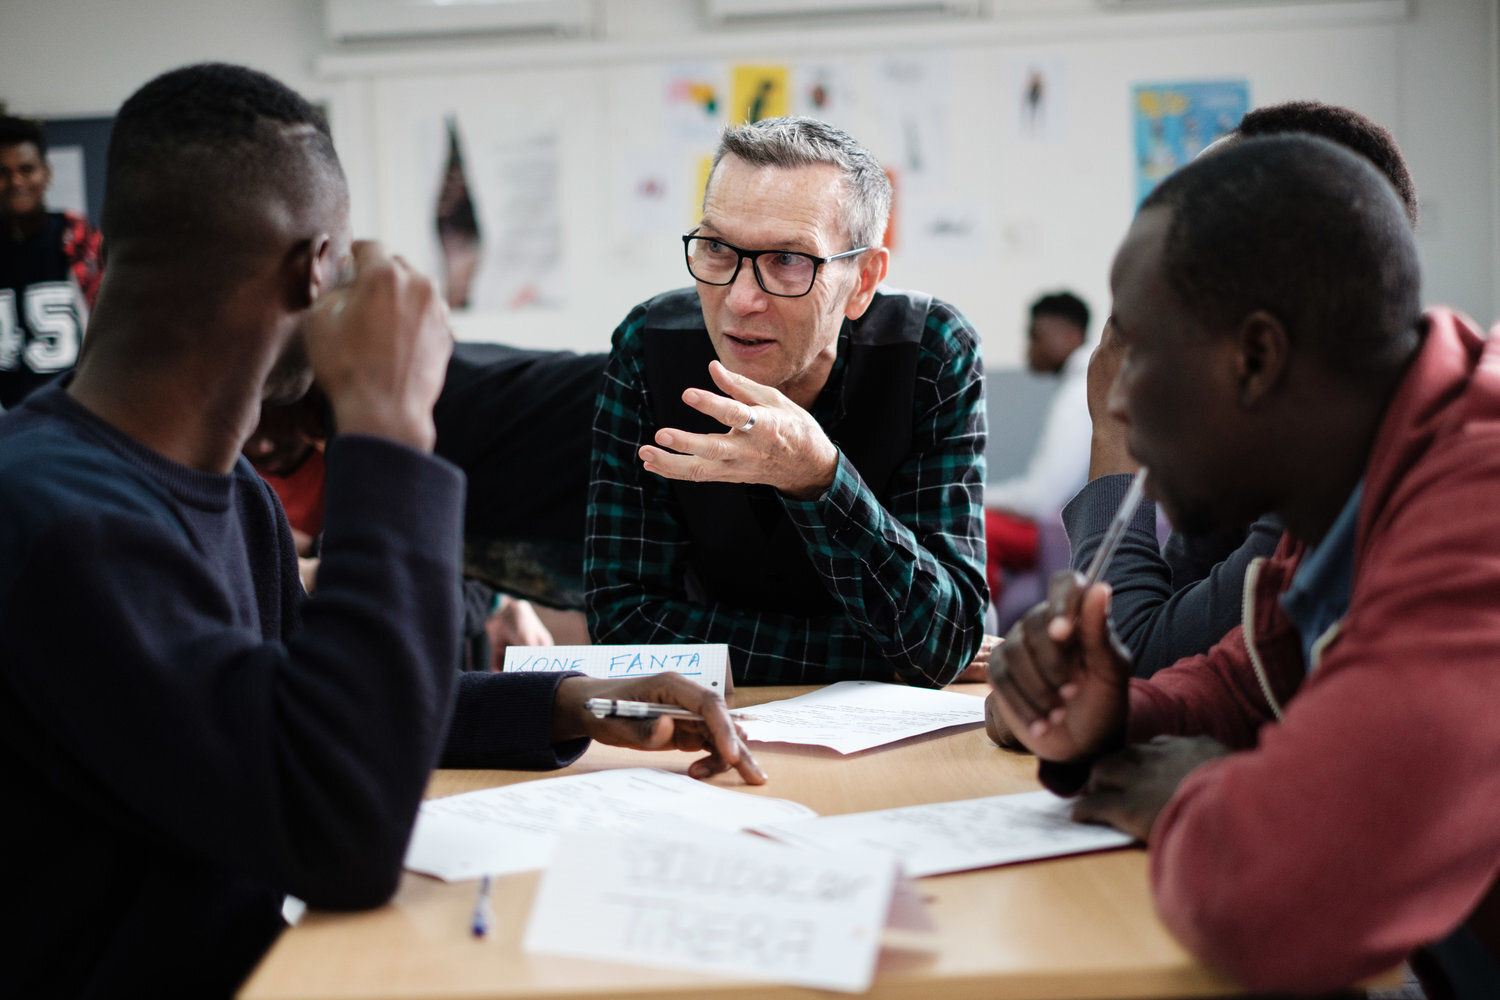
<box><xmin>5</xmin><ymin>435</ymin><xmax>465</xmax><ymax>909</ymax></box>
<box><xmin>1062</xmin><ymin>474</ymin><xmax>1282</xmax><ymax>677</ymax></box>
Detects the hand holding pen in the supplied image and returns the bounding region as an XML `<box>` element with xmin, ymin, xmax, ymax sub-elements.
<box><xmin>552</xmin><ymin>674</ymin><xmax>766</xmax><ymax>785</ymax></box>
<box><xmin>985</xmin><ymin>468</ymin><xmax>1147</xmax><ymax>762</ymax></box>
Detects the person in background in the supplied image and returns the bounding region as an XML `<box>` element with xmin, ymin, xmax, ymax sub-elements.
<box><xmin>244</xmin><ymin>377</ymin><xmax>563</xmax><ymax>668</ymax></box>
<box><xmin>1054</xmin><ymin>100</ymin><xmax>1421</xmax><ymax>680</ymax></box>
<box><xmin>0</xmin><ymin>62</ymin><xmax>758</xmax><ymax>1000</ymax></box>
<box><xmin>990</xmin><ymin>133</ymin><xmax>1500</xmax><ymax>999</ymax></box>
<box><xmin>983</xmin><ymin>291</ymin><xmax>1092</xmax><ymax>604</ymax></box>
<box><xmin>585</xmin><ymin>115</ymin><xmax>988</xmax><ymax>686</ymax></box>
<box><xmin>0</xmin><ymin>114</ymin><xmax>102</xmax><ymax>409</ymax></box>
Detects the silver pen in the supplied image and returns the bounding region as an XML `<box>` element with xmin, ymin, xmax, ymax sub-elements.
<box><xmin>1080</xmin><ymin>466</ymin><xmax>1149</xmax><ymax>590</ymax></box>
<box><xmin>585</xmin><ymin>698</ymin><xmax>705</xmax><ymax>721</ymax></box>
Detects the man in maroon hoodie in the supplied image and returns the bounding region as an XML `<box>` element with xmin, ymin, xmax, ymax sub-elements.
<box><xmin>989</xmin><ymin>133</ymin><xmax>1500</xmax><ymax>998</ymax></box>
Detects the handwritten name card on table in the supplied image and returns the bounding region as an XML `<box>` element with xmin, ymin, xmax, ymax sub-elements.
<box><xmin>403</xmin><ymin>767</ymin><xmax>814</xmax><ymax>881</ymax></box>
<box><xmin>524</xmin><ymin>829</ymin><xmax>899</xmax><ymax>993</ymax></box>
<box><xmin>735</xmin><ymin>680</ymin><xmax>986</xmax><ymax>753</ymax></box>
<box><xmin>502</xmin><ymin>643</ymin><xmax>728</xmax><ymax>691</ymax></box>
<box><xmin>755</xmin><ymin>789</ymin><xmax>1136</xmax><ymax>877</ymax></box>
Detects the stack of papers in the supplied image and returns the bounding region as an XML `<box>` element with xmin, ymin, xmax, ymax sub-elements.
<box><xmin>734</xmin><ymin>680</ymin><xmax>986</xmax><ymax>753</ymax></box>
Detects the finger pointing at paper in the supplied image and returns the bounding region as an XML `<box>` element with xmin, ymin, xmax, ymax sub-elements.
<box><xmin>551</xmin><ymin>673</ymin><xmax>767</xmax><ymax>786</ymax></box>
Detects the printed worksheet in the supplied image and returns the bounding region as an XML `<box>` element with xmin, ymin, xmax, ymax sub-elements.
<box><xmin>733</xmin><ymin>680</ymin><xmax>985</xmax><ymax>754</ymax></box>
<box><xmin>754</xmin><ymin>789</ymin><xmax>1135</xmax><ymax>877</ymax></box>
<box><xmin>404</xmin><ymin>767</ymin><xmax>814</xmax><ymax>881</ymax></box>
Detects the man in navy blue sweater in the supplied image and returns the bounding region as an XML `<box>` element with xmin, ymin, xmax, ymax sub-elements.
<box><xmin>0</xmin><ymin>63</ymin><xmax>758</xmax><ymax>999</ymax></box>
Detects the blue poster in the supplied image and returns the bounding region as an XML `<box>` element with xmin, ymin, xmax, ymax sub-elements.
<box><xmin>1132</xmin><ymin>79</ymin><xmax>1249</xmax><ymax>204</ymax></box>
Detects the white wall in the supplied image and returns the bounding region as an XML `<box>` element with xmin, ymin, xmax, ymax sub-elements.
<box><xmin>1</xmin><ymin>0</ymin><xmax>1494</xmax><ymax>365</ymax></box>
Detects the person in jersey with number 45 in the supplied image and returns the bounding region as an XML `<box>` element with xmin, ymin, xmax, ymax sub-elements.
<box><xmin>585</xmin><ymin>116</ymin><xmax>989</xmax><ymax>686</ymax></box>
<box><xmin>0</xmin><ymin>115</ymin><xmax>102</xmax><ymax>409</ymax></box>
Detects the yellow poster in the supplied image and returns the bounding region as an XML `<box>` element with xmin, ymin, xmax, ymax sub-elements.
<box><xmin>690</xmin><ymin>154</ymin><xmax>714</xmax><ymax>226</ymax></box>
<box><xmin>731</xmin><ymin>64</ymin><xmax>789</xmax><ymax>125</ymax></box>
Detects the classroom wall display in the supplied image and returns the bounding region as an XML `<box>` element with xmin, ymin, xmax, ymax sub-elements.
<box><xmin>347</xmin><ymin>13</ymin><xmax>1401</xmax><ymax>361</ymax></box>
<box><xmin>1132</xmin><ymin>79</ymin><xmax>1250</xmax><ymax>204</ymax></box>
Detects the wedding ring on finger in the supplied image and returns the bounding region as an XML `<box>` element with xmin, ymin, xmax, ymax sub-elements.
<box><xmin>740</xmin><ymin>410</ymin><xmax>757</xmax><ymax>433</ymax></box>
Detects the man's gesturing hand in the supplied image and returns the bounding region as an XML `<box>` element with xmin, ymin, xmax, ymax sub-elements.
<box><xmin>639</xmin><ymin>360</ymin><xmax>839</xmax><ymax>501</ymax></box>
<box><xmin>552</xmin><ymin>672</ymin><xmax>767</xmax><ymax>786</ymax></box>
<box><xmin>304</xmin><ymin>240</ymin><xmax>452</xmax><ymax>453</ymax></box>
<box><xmin>987</xmin><ymin>571</ymin><xmax>1132</xmax><ymax>763</ymax></box>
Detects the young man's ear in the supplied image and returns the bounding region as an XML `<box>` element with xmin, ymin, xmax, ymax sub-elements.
<box><xmin>289</xmin><ymin>233</ymin><xmax>335</xmax><ymax>310</ymax></box>
<box><xmin>843</xmin><ymin>246</ymin><xmax>890</xmax><ymax>321</ymax></box>
<box><xmin>1235</xmin><ymin>310</ymin><xmax>1290</xmax><ymax>408</ymax></box>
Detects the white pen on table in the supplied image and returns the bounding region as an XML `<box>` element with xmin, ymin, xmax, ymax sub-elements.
<box><xmin>471</xmin><ymin>874</ymin><xmax>492</xmax><ymax>939</ymax></box>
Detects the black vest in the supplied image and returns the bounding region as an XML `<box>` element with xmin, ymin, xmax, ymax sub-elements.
<box><xmin>641</xmin><ymin>287</ymin><xmax>928</xmax><ymax>615</ymax></box>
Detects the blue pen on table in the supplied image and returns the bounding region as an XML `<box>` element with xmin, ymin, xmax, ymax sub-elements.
<box><xmin>471</xmin><ymin>874</ymin><xmax>493</xmax><ymax>939</ymax></box>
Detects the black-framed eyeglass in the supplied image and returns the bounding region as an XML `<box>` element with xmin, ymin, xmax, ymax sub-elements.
<box><xmin>682</xmin><ymin>231</ymin><xmax>870</xmax><ymax>298</ymax></box>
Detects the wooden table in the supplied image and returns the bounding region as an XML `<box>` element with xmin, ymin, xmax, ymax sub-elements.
<box><xmin>240</xmin><ymin>683</ymin><xmax>1246</xmax><ymax>1000</ymax></box>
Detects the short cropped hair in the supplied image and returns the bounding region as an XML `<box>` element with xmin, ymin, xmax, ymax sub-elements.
<box><xmin>0</xmin><ymin>115</ymin><xmax>46</xmax><ymax>155</ymax></box>
<box><xmin>1142</xmin><ymin>134</ymin><xmax>1421</xmax><ymax>385</ymax></box>
<box><xmin>710</xmin><ymin>116</ymin><xmax>891</xmax><ymax>250</ymax></box>
<box><xmin>102</xmin><ymin>62</ymin><xmax>344</xmax><ymax>246</ymax></box>
<box><xmin>1030</xmin><ymin>291</ymin><xmax>1090</xmax><ymax>334</ymax></box>
<box><xmin>1234</xmin><ymin>101</ymin><xmax>1418</xmax><ymax>226</ymax></box>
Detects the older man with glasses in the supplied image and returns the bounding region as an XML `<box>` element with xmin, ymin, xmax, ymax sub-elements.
<box><xmin>585</xmin><ymin>115</ymin><xmax>989</xmax><ymax>686</ymax></box>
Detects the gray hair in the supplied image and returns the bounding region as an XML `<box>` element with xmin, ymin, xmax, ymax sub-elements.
<box><xmin>709</xmin><ymin>116</ymin><xmax>891</xmax><ymax>250</ymax></box>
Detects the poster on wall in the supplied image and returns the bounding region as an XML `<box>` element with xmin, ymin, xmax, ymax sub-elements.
<box><xmin>874</xmin><ymin>54</ymin><xmax>954</xmax><ymax>194</ymax></box>
<box><xmin>730</xmin><ymin>64</ymin><xmax>790</xmax><ymax>124</ymax></box>
<box><xmin>1132</xmin><ymin>79</ymin><xmax>1249</xmax><ymax>203</ymax></box>
<box><xmin>1006</xmin><ymin>56</ymin><xmax>1068</xmax><ymax>143</ymax></box>
<box><xmin>665</xmin><ymin>63</ymin><xmax>725</xmax><ymax>142</ymax></box>
<box><xmin>793</xmin><ymin>60</ymin><xmax>860</xmax><ymax>133</ymax></box>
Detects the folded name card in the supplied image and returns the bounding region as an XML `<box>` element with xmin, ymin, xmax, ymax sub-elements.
<box><xmin>524</xmin><ymin>828</ymin><xmax>898</xmax><ymax>993</ymax></box>
<box><xmin>502</xmin><ymin>643</ymin><xmax>728</xmax><ymax>691</ymax></box>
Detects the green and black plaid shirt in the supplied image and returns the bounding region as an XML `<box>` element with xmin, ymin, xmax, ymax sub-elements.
<box><xmin>585</xmin><ymin>290</ymin><xmax>987</xmax><ymax>686</ymax></box>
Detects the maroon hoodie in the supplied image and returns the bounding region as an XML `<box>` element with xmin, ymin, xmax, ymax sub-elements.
<box><xmin>1127</xmin><ymin>308</ymin><xmax>1500</xmax><ymax>993</ymax></box>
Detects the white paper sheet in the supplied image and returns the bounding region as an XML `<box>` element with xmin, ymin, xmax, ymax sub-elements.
<box><xmin>403</xmin><ymin>767</ymin><xmax>814</xmax><ymax>881</ymax></box>
<box><xmin>502</xmin><ymin>643</ymin><xmax>728</xmax><ymax>692</ymax></box>
<box><xmin>524</xmin><ymin>829</ymin><xmax>898</xmax><ymax>993</ymax></box>
<box><xmin>733</xmin><ymin>680</ymin><xmax>985</xmax><ymax>754</ymax></box>
<box><xmin>754</xmin><ymin>789</ymin><xmax>1135</xmax><ymax>877</ymax></box>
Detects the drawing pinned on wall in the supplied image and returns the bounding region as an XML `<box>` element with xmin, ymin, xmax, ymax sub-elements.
<box><xmin>874</xmin><ymin>55</ymin><xmax>954</xmax><ymax>193</ymax></box>
<box><xmin>793</xmin><ymin>60</ymin><xmax>858</xmax><ymax>131</ymax></box>
<box><xmin>435</xmin><ymin>117</ymin><xmax>482</xmax><ymax>310</ymax></box>
<box><xmin>902</xmin><ymin>198</ymin><xmax>986</xmax><ymax>261</ymax></box>
<box><xmin>462</xmin><ymin>119</ymin><xmax>567</xmax><ymax>310</ymax></box>
<box><xmin>731</xmin><ymin>64</ymin><xmax>789</xmax><ymax>124</ymax></box>
<box><xmin>612</xmin><ymin>148</ymin><xmax>691</xmax><ymax>256</ymax></box>
<box><xmin>1132</xmin><ymin>79</ymin><xmax>1248</xmax><ymax>203</ymax></box>
<box><xmin>665</xmin><ymin>64</ymin><xmax>724</xmax><ymax>142</ymax></box>
<box><xmin>1007</xmin><ymin>57</ymin><xmax>1068</xmax><ymax>142</ymax></box>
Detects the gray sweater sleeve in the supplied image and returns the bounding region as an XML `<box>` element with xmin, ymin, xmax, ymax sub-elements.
<box><xmin>1062</xmin><ymin>474</ymin><xmax>1282</xmax><ymax>677</ymax></box>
